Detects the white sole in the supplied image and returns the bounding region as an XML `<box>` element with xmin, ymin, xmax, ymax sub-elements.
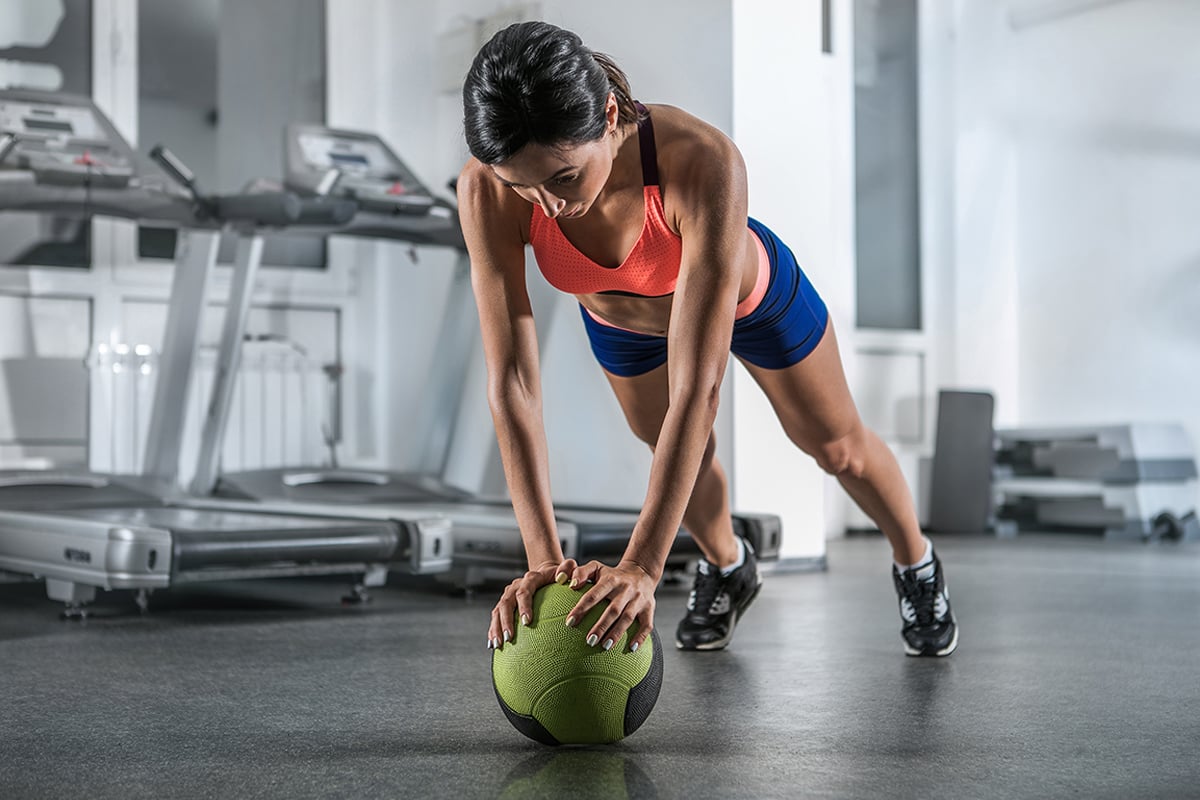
<box><xmin>904</xmin><ymin>624</ymin><xmax>959</xmax><ymax>657</ymax></box>
<box><xmin>675</xmin><ymin>578</ymin><xmax>763</xmax><ymax>651</ymax></box>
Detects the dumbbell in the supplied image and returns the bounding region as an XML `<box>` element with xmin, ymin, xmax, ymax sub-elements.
<box><xmin>1149</xmin><ymin>511</ymin><xmax>1200</xmax><ymax>542</ymax></box>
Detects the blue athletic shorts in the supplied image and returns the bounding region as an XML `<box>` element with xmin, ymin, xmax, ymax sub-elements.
<box><xmin>579</xmin><ymin>217</ymin><xmax>829</xmax><ymax>377</ymax></box>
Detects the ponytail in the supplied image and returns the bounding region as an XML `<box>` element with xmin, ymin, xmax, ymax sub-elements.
<box><xmin>592</xmin><ymin>51</ymin><xmax>643</xmax><ymax>127</ymax></box>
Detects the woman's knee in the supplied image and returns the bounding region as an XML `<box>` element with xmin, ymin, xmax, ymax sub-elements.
<box><xmin>698</xmin><ymin>431</ymin><xmax>718</xmax><ymax>472</ymax></box>
<box><xmin>807</xmin><ymin>428</ymin><xmax>867</xmax><ymax>479</ymax></box>
<box><xmin>629</xmin><ymin>418</ymin><xmax>661</xmax><ymax>448</ymax></box>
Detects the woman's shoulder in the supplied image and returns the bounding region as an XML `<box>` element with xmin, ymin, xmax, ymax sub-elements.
<box><xmin>642</xmin><ymin>104</ymin><xmax>746</xmax><ymax>208</ymax></box>
<box><xmin>643</xmin><ymin>104</ymin><xmax>740</xmax><ymax>163</ymax></box>
<box><xmin>458</xmin><ymin>157</ymin><xmax>511</xmax><ymax>208</ymax></box>
<box><xmin>457</xmin><ymin>157</ymin><xmax>531</xmax><ymax>241</ymax></box>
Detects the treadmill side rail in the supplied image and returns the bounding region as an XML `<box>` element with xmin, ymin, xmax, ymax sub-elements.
<box><xmin>406</xmin><ymin>517</ymin><xmax>453</xmax><ymax>575</ymax></box>
<box><xmin>0</xmin><ymin>510</ymin><xmax>173</xmax><ymax>594</ymax></box>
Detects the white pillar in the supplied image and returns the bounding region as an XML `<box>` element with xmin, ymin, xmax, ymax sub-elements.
<box><xmin>732</xmin><ymin>0</ymin><xmax>856</xmax><ymax>561</ymax></box>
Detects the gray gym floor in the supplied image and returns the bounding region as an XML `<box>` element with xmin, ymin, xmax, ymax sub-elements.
<box><xmin>2</xmin><ymin>533</ymin><xmax>1198</xmax><ymax>800</ymax></box>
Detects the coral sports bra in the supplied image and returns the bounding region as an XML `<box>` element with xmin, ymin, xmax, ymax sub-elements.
<box><xmin>528</xmin><ymin>104</ymin><xmax>682</xmax><ymax>297</ymax></box>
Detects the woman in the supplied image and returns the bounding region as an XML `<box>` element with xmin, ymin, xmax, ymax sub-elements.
<box><xmin>458</xmin><ymin>21</ymin><xmax>957</xmax><ymax>658</ymax></box>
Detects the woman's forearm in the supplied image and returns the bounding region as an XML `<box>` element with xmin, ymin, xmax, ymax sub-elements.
<box><xmin>621</xmin><ymin>384</ymin><xmax>721</xmax><ymax>580</ymax></box>
<box><xmin>489</xmin><ymin>378</ymin><xmax>564</xmax><ymax>569</ymax></box>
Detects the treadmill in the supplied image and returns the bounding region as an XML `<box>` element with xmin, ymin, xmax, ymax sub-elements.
<box><xmin>195</xmin><ymin>124</ymin><xmax>781</xmax><ymax>587</ymax></box>
<box><xmin>0</xmin><ymin>90</ymin><xmax>451</xmax><ymax>615</ymax></box>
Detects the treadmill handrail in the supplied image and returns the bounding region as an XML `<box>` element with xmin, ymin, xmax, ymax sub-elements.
<box><xmin>150</xmin><ymin>144</ymin><xmax>305</xmax><ymax>228</ymax></box>
<box><xmin>295</xmin><ymin>196</ymin><xmax>357</xmax><ymax>226</ymax></box>
<box><xmin>209</xmin><ymin>192</ymin><xmax>301</xmax><ymax>227</ymax></box>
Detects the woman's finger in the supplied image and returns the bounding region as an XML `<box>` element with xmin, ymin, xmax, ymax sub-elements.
<box><xmin>567</xmin><ymin>559</ymin><xmax>605</xmax><ymax>589</ymax></box>
<box><xmin>514</xmin><ymin>573</ymin><xmax>539</xmax><ymax>628</ymax></box>
<box><xmin>627</xmin><ymin>606</ymin><xmax>655</xmax><ymax>654</ymax></box>
<box><xmin>587</xmin><ymin>595</ymin><xmax>635</xmax><ymax>651</ymax></box>
<box><xmin>489</xmin><ymin>582</ymin><xmax>522</xmax><ymax>649</ymax></box>
<box><xmin>488</xmin><ymin>602</ymin><xmax>505</xmax><ymax>649</ymax></box>
<box><xmin>564</xmin><ymin>570</ymin><xmax>611</xmax><ymax>628</ymax></box>
<box><xmin>554</xmin><ymin>558</ymin><xmax>578</xmax><ymax>585</ymax></box>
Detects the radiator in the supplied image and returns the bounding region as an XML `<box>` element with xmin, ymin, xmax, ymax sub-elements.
<box><xmin>90</xmin><ymin>339</ymin><xmax>335</xmax><ymax>479</ymax></box>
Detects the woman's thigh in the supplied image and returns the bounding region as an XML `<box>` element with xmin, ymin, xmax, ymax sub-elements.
<box><xmin>601</xmin><ymin>363</ymin><xmax>672</xmax><ymax>447</ymax></box>
<box><xmin>737</xmin><ymin>319</ymin><xmax>864</xmax><ymax>453</ymax></box>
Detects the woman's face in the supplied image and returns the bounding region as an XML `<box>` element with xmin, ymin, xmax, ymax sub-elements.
<box><xmin>491</xmin><ymin>138</ymin><xmax>615</xmax><ymax>220</ymax></box>
<box><xmin>489</xmin><ymin>94</ymin><xmax>622</xmax><ymax>221</ymax></box>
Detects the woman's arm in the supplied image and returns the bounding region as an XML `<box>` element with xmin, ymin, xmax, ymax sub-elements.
<box><xmin>568</xmin><ymin>120</ymin><xmax>750</xmax><ymax>651</ymax></box>
<box><xmin>458</xmin><ymin>160</ymin><xmax>578</xmax><ymax>646</ymax></box>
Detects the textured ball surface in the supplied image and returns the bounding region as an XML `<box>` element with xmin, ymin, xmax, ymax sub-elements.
<box><xmin>492</xmin><ymin>583</ymin><xmax>663</xmax><ymax>745</ymax></box>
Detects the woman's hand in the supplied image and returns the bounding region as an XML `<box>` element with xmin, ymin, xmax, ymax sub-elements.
<box><xmin>488</xmin><ymin>557</ymin><xmax>578</xmax><ymax>649</ymax></box>
<box><xmin>564</xmin><ymin>559</ymin><xmax>658</xmax><ymax>654</ymax></box>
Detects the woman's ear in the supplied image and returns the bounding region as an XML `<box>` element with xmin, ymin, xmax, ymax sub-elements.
<box><xmin>605</xmin><ymin>92</ymin><xmax>620</xmax><ymax>134</ymax></box>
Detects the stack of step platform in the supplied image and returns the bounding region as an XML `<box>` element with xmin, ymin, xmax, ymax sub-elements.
<box><xmin>992</xmin><ymin>423</ymin><xmax>1198</xmax><ymax>540</ymax></box>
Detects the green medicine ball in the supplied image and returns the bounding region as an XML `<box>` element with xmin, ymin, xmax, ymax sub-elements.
<box><xmin>492</xmin><ymin>582</ymin><xmax>664</xmax><ymax>745</ymax></box>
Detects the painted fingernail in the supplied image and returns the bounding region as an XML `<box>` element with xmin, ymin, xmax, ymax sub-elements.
<box><xmin>586</xmin><ymin>634</ymin><xmax>599</xmax><ymax>647</ymax></box>
<box><xmin>603</xmin><ymin>639</ymin><xmax>613</xmax><ymax>651</ymax></box>
<box><xmin>493</xmin><ymin>637</ymin><xmax>501</xmax><ymax>649</ymax></box>
<box><xmin>555</xmin><ymin>572</ymin><xmax>568</xmax><ymax>585</ymax></box>
<box><xmin>565</xmin><ymin>616</ymin><xmax>577</xmax><ymax>628</ymax></box>
<box><xmin>630</xmin><ymin>642</ymin><xmax>640</xmax><ymax>653</ymax></box>
<box><xmin>503</xmin><ymin>630</ymin><xmax>511</xmax><ymax>643</ymax></box>
<box><xmin>487</xmin><ymin>638</ymin><xmax>492</xmax><ymax>649</ymax></box>
<box><xmin>569</xmin><ymin>578</ymin><xmax>579</xmax><ymax>588</ymax></box>
<box><xmin>521</xmin><ymin>613</ymin><xmax>529</xmax><ymax>626</ymax></box>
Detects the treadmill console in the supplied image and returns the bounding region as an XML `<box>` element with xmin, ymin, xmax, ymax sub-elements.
<box><xmin>0</xmin><ymin>89</ymin><xmax>197</xmax><ymax>227</ymax></box>
<box><xmin>285</xmin><ymin>124</ymin><xmax>441</xmax><ymax>216</ymax></box>
<box><xmin>0</xmin><ymin>91</ymin><xmax>136</xmax><ymax>189</ymax></box>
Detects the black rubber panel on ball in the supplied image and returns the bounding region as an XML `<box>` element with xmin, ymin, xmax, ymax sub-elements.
<box><xmin>492</xmin><ymin>682</ymin><xmax>560</xmax><ymax>746</ymax></box>
<box><xmin>623</xmin><ymin>629</ymin><xmax>664</xmax><ymax>737</ymax></box>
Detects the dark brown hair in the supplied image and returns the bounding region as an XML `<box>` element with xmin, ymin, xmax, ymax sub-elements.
<box><xmin>462</xmin><ymin>21</ymin><xmax>641</xmax><ymax>164</ymax></box>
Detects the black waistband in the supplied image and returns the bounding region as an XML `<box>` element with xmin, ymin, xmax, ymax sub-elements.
<box><xmin>634</xmin><ymin>101</ymin><xmax>659</xmax><ymax>187</ymax></box>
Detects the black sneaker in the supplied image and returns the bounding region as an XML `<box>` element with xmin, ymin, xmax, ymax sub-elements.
<box><xmin>675</xmin><ymin>537</ymin><xmax>763</xmax><ymax>651</ymax></box>
<box><xmin>892</xmin><ymin>550</ymin><xmax>958</xmax><ymax>657</ymax></box>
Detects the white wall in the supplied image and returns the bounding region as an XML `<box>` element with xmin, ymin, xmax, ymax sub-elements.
<box><xmin>1009</xmin><ymin>1</ymin><xmax>1199</xmax><ymax>453</ymax></box>
<box><xmin>930</xmin><ymin>0</ymin><xmax>1200</xmax><ymax>501</ymax></box>
<box><xmin>326</xmin><ymin>0</ymin><xmax>461</xmax><ymax>471</ymax></box>
<box><xmin>731</xmin><ymin>0</ymin><xmax>855</xmax><ymax>559</ymax></box>
<box><xmin>927</xmin><ymin>0</ymin><xmax>1024</xmax><ymax>427</ymax></box>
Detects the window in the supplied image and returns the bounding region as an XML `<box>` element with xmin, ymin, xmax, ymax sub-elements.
<box><xmin>137</xmin><ymin>0</ymin><xmax>328</xmax><ymax>268</ymax></box>
<box><xmin>0</xmin><ymin>0</ymin><xmax>92</xmax><ymax>268</ymax></box>
<box><xmin>854</xmin><ymin>0</ymin><xmax>921</xmax><ymax>330</ymax></box>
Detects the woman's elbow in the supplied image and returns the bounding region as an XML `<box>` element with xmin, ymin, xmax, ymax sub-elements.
<box><xmin>486</xmin><ymin>371</ymin><xmax>539</xmax><ymax>417</ymax></box>
<box><xmin>672</xmin><ymin>375</ymin><xmax>723</xmax><ymax>420</ymax></box>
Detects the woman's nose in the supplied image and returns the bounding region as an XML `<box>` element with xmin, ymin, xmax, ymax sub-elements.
<box><xmin>535</xmin><ymin>189</ymin><xmax>566</xmax><ymax>218</ymax></box>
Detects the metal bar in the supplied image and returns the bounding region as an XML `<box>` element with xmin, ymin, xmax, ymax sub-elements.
<box><xmin>822</xmin><ymin>0</ymin><xmax>833</xmax><ymax>54</ymax></box>
<box><xmin>189</xmin><ymin>234</ymin><xmax>265</xmax><ymax>496</ymax></box>
<box><xmin>141</xmin><ymin>228</ymin><xmax>221</xmax><ymax>485</ymax></box>
<box><xmin>416</xmin><ymin>250</ymin><xmax>478</xmax><ymax>477</ymax></box>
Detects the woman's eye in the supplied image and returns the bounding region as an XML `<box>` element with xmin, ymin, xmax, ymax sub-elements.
<box><xmin>555</xmin><ymin>174</ymin><xmax>579</xmax><ymax>185</ymax></box>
